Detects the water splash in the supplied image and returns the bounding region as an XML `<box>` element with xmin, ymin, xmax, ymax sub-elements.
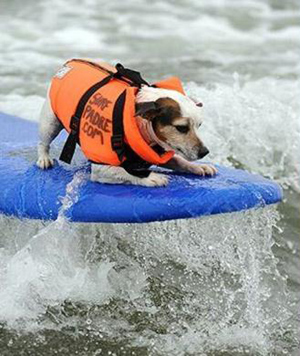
<box><xmin>0</xmin><ymin>206</ymin><xmax>295</xmax><ymax>354</ymax></box>
<box><xmin>0</xmin><ymin>170</ymin><xmax>98</xmax><ymax>329</ymax></box>
<box><xmin>186</xmin><ymin>76</ymin><xmax>300</xmax><ymax>192</ymax></box>
<box><xmin>58</xmin><ymin>169</ymin><xmax>89</xmax><ymax>219</ymax></box>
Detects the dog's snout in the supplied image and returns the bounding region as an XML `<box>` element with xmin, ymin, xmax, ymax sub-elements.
<box><xmin>197</xmin><ymin>146</ymin><xmax>209</xmax><ymax>159</ymax></box>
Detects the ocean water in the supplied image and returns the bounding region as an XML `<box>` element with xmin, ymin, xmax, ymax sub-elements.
<box><xmin>0</xmin><ymin>0</ymin><xmax>299</xmax><ymax>355</ymax></box>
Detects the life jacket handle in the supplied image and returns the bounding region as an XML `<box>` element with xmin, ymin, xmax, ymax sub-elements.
<box><xmin>114</xmin><ymin>63</ymin><xmax>150</xmax><ymax>88</ymax></box>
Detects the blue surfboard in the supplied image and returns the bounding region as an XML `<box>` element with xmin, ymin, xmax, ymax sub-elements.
<box><xmin>0</xmin><ymin>112</ymin><xmax>282</xmax><ymax>223</ymax></box>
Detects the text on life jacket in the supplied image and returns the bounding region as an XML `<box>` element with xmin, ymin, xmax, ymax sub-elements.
<box><xmin>82</xmin><ymin>93</ymin><xmax>113</xmax><ymax>144</ymax></box>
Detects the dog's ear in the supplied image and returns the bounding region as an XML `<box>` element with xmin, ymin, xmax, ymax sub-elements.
<box><xmin>135</xmin><ymin>101</ymin><xmax>158</xmax><ymax>120</ymax></box>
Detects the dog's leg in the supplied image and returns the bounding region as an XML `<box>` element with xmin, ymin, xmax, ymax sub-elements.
<box><xmin>161</xmin><ymin>155</ymin><xmax>217</xmax><ymax>176</ymax></box>
<box><xmin>91</xmin><ymin>164</ymin><xmax>169</xmax><ymax>187</ymax></box>
<box><xmin>37</xmin><ymin>97</ymin><xmax>63</xmax><ymax>169</ymax></box>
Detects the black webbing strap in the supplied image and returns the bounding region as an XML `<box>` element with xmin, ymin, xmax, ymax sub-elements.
<box><xmin>59</xmin><ymin>74</ymin><xmax>113</xmax><ymax>164</ymax></box>
<box><xmin>111</xmin><ymin>90</ymin><xmax>126</xmax><ymax>161</ymax></box>
<box><xmin>111</xmin><ymin>90</ymin><xmax>152</xmax><ymax>177</ymax></box>
<box><xmin>114</xmin><ymin>63</ymin><xmax>150</xmax><ymax>87</ymax></box>
<box><xmin>110</xmin><ymin>64</ymin><xmax>151</xmax><ymax>174</ymax></box>
<box><xmin>120</xmin><ymin>146</ymin><xmax>152</xmax><ymax>178</ymax></box>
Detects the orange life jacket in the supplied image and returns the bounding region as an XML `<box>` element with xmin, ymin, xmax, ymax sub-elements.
<box><xmin>49</xmin><ymin>59</ymin><xmax>186</xmax><ymax>173</ymax></box>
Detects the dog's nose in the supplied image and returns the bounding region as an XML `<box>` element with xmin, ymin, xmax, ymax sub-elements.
<box><xmin>197</xmin><ymin>146</ymin><xmax>209</xmax><ymax>159</ymax></box>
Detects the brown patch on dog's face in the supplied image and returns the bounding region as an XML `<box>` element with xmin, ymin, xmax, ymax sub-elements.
<box><xmin>136</xmin><ymin>96</ymin><xmax>209</xmax><ymax>161</ymax></box>
<box><xmin>136</xmin><ymin>97</ymin><xmax>180</xmax><ymax>122</ymax></box>
<box><xmin>151</xmin><ymin>98</ymin><xmax>208</xmax><ymax>161</ymax></box>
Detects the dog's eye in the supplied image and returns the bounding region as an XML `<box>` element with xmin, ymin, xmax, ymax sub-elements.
<box><xmin>175</xmin><ymin>125</ymin><xmax>189</xmax><ymax>134</ymax></box>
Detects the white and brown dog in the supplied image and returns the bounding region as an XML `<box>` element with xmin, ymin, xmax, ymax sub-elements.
<box><xmin>37</xmin><ymin>66</ymin><xmax>217</xmax><ymax>187</ymax></box>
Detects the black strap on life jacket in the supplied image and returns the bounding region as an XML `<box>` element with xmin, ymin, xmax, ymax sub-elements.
<box><xmin>59</xmin><ymin>63</ymin><xmax>151</xmax><ymax>168</ymax></box>
<box><xmin>111</xmin><ymin>90</ymin><xmax>126</xmax><ymax>162</ymax></box>
<box><xmin>114</xmin><ymin>63</ymin><xmax>150</xmax><ymax>87</ymax></box>
<box><xmin>120</xmin><ymin>146</ymin><xmax>152</xmax><ymax>178</ymax></box>
<box><xmin>110</xmin><ymin>90</ymin><xmax>152</xmax><ymax>178</ymax></box>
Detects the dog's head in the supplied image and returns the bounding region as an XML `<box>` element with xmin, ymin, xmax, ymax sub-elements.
<box><xmin>136</xmin><ymin>87</ymin><xmax>209</xmax><ymax>161</ymax></box>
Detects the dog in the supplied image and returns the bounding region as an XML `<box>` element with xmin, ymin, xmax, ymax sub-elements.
<box><xmin>37</xmin><ymin>60</ymin><xmax>217</xmax><ymax>187</ymax></box>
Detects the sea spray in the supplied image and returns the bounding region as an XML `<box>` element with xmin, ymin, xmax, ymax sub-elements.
<box><xmin>0</xmin><ymin>205</ymin><xmax>294</xmax><ymax>354</ymax></box>
<box><xmin>0</xmin><ymin>171</ymin><xmax>114</xmax><ymax>328</ymax></box>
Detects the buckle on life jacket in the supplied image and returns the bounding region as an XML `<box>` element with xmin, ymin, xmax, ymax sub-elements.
<box><xmin>70</xmin><ymin>115</ymin><xmax>80</xmax><ymax>133</ymax></box>
<box><xmin>111</xmin><ymin>134</ymin><xmax>125</xmax><ymax>159</ymax></box>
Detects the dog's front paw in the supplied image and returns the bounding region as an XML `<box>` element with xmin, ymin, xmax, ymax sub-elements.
<box><xmin>142</xmin><ymin>172</ymin><xmax>169</xmax><ymax>187</ymax></box>
<box><xmin>190</xmin><ymin>163</ymin><xmax>217</xmax><ymax>176</ymax></box>
<box><xmin>36</xmin><ymin>155</ymin><xmax>54</xmax><ymax>169</ymax></box>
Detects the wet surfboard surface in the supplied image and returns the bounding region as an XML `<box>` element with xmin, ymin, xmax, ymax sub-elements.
<box><xmin>0</xmin><ymin>112</ymin><xmax>282</xmax><ymax>223</ymax></box>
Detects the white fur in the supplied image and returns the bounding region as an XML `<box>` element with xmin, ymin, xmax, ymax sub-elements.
<box><xmin>36</xmin><ymin>94</ymin><xmax>63</xmax><ymax>169</ymax></box>
<box><xmin>163</xmin><ymin>155</ymin><xmax>217</xmax><ymax>176</ymax></box>
<box><xmin>91</xmin><ymin>165</ymin><xmax>169</xmax><ymax>187</ymax></box>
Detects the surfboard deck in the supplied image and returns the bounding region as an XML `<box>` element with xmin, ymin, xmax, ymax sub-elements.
<box><xmin>0</xmin><ymin>112</ymin><xmax>282</xmax><ymax>223</ymax></box>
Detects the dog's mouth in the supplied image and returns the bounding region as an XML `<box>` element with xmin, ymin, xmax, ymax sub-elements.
<box><xmin>174</xmin><ymin>146</ymin><xmax>199</xmax><ymax>161</ymax></box>
<box><xmin>174</xmin><ymin>146</ymin><xmax>191</xmax><ymax>160</ymax></box>
<box><xmin>175</xmin><ymin>147</ymin><xmax>186</xmax><ymax>156</ymax></box>
<box><xmin>165</xmin><ymin>141</ymin><xmax>197</xmax><ymax>161</ymax></box>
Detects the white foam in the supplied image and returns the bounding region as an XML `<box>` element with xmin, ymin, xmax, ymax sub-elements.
<box><xmin>0</xmin><ymin>94</ymin><xmax>45</xmax><ymax>122</ymax></box>
<box><xmin>0</xmin><ymin>208</ymin><xmax>291</xmax><ymax>354</ymax></box>
<box><xmin>186</xmin><ymin>76</ymin><xmax>300</xmax><ymax>192</ymax></box>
